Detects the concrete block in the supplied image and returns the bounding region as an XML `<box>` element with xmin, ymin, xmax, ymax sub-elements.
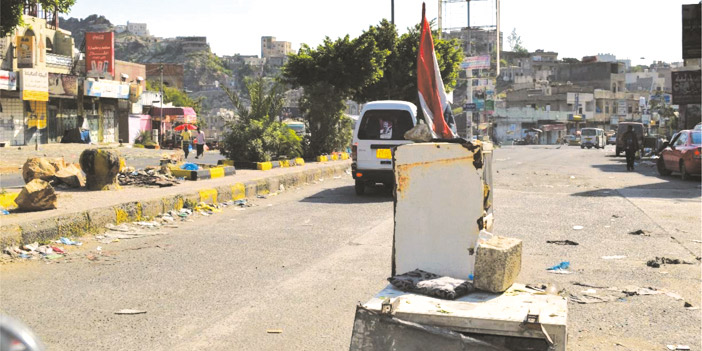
<box><xmin>244</xmin><ymin>181</ymin><xmax>258</xmax><ymax>198</ymax></box>
<box><xmin>181</xmin><ymin>192</ymin><xmax>200</xmax><ymax>208</ymax></box>
<box><xmin>266</xmin><ymin>177</ymin><xmax>280</xmax><ymax>194</ymax></box>
<box><xmin>114</xmin><ymin>202</ymin><xmax>143</xmax><ymax>223</ymax></box>
<box><xmin>474</xmin><ymin>236</ymin><xmax>522</xmax><ymax>293</ymax></box>
<box><xmin>20</xmin><ymin>218</ymin><xmax>59</xmax><ymax>244</ymax></box>
<box><xmin>56</xmin><ymin>213</ymin><xmax>90</xmax><ymax>237</ymax></box>
<box><xmin>231</xmin><ymin>183</ymin><xmax>246</xmax><ymax>200</ymax></box>
<box><xmin>214</xmin><ymin>185</ymin><xmax>232</xmax><ymax>202</ymax></box>
<box><xmin>0</xmin><ymin>225</ymin><xmax>23</xmax><ymax>247</ymax></box>
<box><xmin>87</xmin><ymin>207</ymin><xmax>117</xmax><ymax>232</ymax></box>
<box><xmin>140</xmin><ymin>198</ymin><xmax>164</xmax><ymax>219</ymax></box>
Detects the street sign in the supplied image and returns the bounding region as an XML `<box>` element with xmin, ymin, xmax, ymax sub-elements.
<box><xmin>464</xmin><ymin>103</ymin><xmax>476</xmax><ymax>110</ymax></box>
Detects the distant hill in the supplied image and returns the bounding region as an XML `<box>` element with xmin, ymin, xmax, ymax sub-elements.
<box><xmin>59</xmin><ymin>15</ymin><xmax>231</xmax><ymax>96</ymax></box>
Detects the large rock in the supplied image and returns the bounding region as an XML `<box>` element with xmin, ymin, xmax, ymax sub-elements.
<box><xmin>47</xmin><ymin>157</ymin><xmax>67</xmax><ymax>172</ymax></box>
<box><xmin>15</xmin><ymin>179</ymin><xmax>58</xmax><ymax>211</ymax></box>
<box><xmin>55</xmin><ymin>164</ymin><xmax>86</xmax><ymax>188</ymax></box>
<box><xmin>22</xmin><ymin>158</ymin><xmax>56</xmax><ymax>183</ymax></box>
<box><xmin>80</xmin><ymin>149</ymin><xmax>122</xmax><ymax>190</ymax></box>
<box><xmin>474</xmin><ymin>236</ymin><xmax>522</xmax><ymax>293</ymax></box>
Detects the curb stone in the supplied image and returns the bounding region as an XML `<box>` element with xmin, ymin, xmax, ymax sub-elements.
<box><xmin>1</xmin><ymin>163</ymin><xmax>350</xmax><ymax>247</ymax></box>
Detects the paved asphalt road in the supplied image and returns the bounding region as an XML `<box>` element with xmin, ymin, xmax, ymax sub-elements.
<box><xmin>0</xmin><ymin>144</ymin><xmax>699</xmax><ymax>350</ymax></box>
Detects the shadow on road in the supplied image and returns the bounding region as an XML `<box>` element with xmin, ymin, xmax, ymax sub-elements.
<box><xmin>572</xmin><ymin>181</ymin><xmax>701</xmax><ymax>199</ymax></box>
<box><xmin>301</xmin><ymin>185</ymin><xmax>393</xmax><ymax>204</ymax></box>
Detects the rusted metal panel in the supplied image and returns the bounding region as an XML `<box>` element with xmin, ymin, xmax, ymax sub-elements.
<box><xmin>392</xmin><ymin>142</ymin><xmax>484</xmax><ymax>280</ymax></box>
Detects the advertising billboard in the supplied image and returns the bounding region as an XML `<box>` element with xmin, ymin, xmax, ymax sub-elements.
<box><xmin>16</xmin><ymin>36</ymin><xmax>34</xmax><ymax>68</ymax></box>
<box><xmin>672</xmin><ymin>70</ymin><xmax>701</xmax><ymax>105</ymax></box>
<box><xmin>20</xmin><ymin>69</ymin><xmax>49</xmax><ymax>101</ymax></box>
<box><xmin>461</xmin><ymin>55</ymin><xmax>491</xmax><ymax>70</ymax></box>
<box><xmin>682</xmin><ymin>4</ymin><xmax>701</xmax><ymax>59</ymax></box>
<box><xmin>85</xmin><ymin>32</ymin><xmax>115</xmax><ymax>77</ymax></box>
<box><xmin>85</xmin><ymin>80</ymin><xmax>129</xmax><ymax>99</ymax></box>
<box><xmin>48</xmin><ymin>73</ymin><xmax>78</xmax><ymax>96</ymax></box>
<box><xmin>0</xmin><ymin>70</ymin><xmax>18</xmax><ymax>90</ymax></box>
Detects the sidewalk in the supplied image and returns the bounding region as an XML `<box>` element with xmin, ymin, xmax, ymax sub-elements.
<box><xmin>0</xmin><ymin>143</ymin><xmax>184</xmax><ymax>175</ymax></box>
<box><xmin>0</xmin><ymin>159</ymin><xmax>351</xmax><ymax>247</ymax></box>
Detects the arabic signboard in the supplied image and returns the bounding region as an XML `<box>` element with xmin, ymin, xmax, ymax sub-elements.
<box><xmin>48</xmin><ymin>73</ymin><xmax>78</xmax><ymax>96</ymax></box>
<box><xmin>85</xmin><ymin>32</ymin><xmax>115</xmax><ymax>77</ymax></box>
<box><xmin>85</xmin><ymin>79</ymin><xmax>130</xmax><ymax>99</ymax></box>
<box><xmin>46</xmin><ymin>53</ymin><xmax>73</xmax><ymax>68</ymax></box>
<box><xmin>461</xmin><ymin>55</ymin><xmax>491</xmax><ymax>70</ymax></box>
<box><xmin>16</xmin><ymin>36</ymin><xmax>34</xmax><ymax>68</ymax></box>
<box><xmin>682</xmin><ymin>4</ymin><xmax>701</xmax><ymax>59</ymax></box>
<box><xmin>26</xmin><ymin>101</ymin><xmax>47</xmax><ymax>129</ymax></box>
<box><xmin>672</xmin><ymin>70</ymin><xmax>701</xmax><ymax>105</ymax></box>
<box><xmin>20</xmin><ymin>69</ymin><xmax>49</xmax><ymax>101</ymax></box>
<box><xmin>0</xmin><ymin>70</ymin><xmax>18</xmax><ymax>90</ymax></box>
<box><xmin>463</xmin><ymin>103</ymin><xmax>476</xmax><ymax>111</ymax></box>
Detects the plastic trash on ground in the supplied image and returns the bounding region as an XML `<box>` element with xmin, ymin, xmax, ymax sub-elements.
<box><xmin>59</xmin><ymin>237</ymin><xmax>82</xmax><ymax>246</ymax></box>
<box><xmin>180</xmin><ymin>162</ymin><xmax>199</xmax><ymax>171</ymax></box>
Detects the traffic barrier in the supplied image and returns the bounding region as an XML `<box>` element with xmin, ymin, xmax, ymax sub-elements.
<box><xmin>170</xmin><ymin>165</ymin><xmax>236</xmax><ymax>181</ymax></box>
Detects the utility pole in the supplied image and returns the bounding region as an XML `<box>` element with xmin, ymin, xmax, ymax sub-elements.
<box><xmin>496</xmin><ymin>0</ymin><xmax>500</xmax><ymax>76</ymax></box>
<box><xmin>159</xmin><ymin>64</ymin><xmax>164</xmax><ymax>145</ymax></box>
<box><xmin>438</xmin><ymin>0</ymin><xmax>442</xmax><ymax>39</ymax></box>
<box><xmin>391</xmin><ymin>0</ymin><xmax>395</xmax><ymax>25</ymax></box>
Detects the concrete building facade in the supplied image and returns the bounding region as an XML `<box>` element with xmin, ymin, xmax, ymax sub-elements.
<box><xmin>261</xmin><ymin>36</ymin><xmax>292</xmax><ymax>59</ymax></box>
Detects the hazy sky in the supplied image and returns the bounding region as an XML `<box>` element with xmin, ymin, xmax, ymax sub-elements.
<box><xmin>66</xmin><ymin>0</ymin><xmax>698</xmax><ymax>65</ymax></box>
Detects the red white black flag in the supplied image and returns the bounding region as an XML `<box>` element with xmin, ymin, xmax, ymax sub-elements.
<box><xmin>417</xmin><ymin>2</ymin><xmax>458</xmax><ymax>139</ymax></box>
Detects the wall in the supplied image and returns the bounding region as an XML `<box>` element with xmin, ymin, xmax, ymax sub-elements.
<box><xmin>144</xmin><ymin>63</ymin><xmax>184</xmax><ymax>90</ymax></box>
<box><xmin>114</xmin><ymin>60</ymin><xmax>146</xmax><ymax>89</ymax></box>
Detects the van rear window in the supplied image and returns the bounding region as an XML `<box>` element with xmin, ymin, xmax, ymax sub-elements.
<box><xmin>581</xmin><ymin>129</ymin><xmax>596</xmax><ymax>136</ymax></box>
<box><xmin>357</xmin><ymin>110</ymin><xmax>414</xmax><ymax>140</ymax></box>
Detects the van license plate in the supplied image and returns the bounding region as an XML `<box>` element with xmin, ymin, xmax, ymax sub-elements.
<box><xmin>376</xmin><ymin>149</ymin><xmax>392</xmax><ymax>159</ymax></box>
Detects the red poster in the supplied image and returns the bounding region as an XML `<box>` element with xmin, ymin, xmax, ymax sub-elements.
<box><xmin>85</xmin><ymin>32</ymin><xmax>114</xmax><ymax>77</ymax></box>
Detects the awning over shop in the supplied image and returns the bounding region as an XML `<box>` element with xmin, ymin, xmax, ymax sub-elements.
<box><xmin>540</xmin><ymin>124</ymin><xmax>566</xmax><ymax>132</ymax></box>
<box><xmin>150</xmin><ymin>107</ymin><xmax>197</xmax><ymax>123</ymax></box>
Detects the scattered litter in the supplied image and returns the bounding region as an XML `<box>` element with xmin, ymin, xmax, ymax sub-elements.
<box><xmin>667</xmin><ymin>345</ymin><xmax>690</xmax><ymax>350</ymax></box>
<box><xmin>569</xmin><ymin>294</ymin><xmax>618</xmax><ymax>304</ymax></box>
<box><xmin>572</xmin><ymin>226</ymin><xmax>583</xmax><ymax>230</ymax></box>
<box><xmin>0</xmin><ymin>208</ymin><xmax>9</xmax><ymax>215</ymax></box>
<box><xmin>23</xmin><ymin>242</ymin><xmax>39</xmax><ymax>252</ymax></box>
<box><xmin>602</xmin><ymin>255</ymin><xmax>626</xmax><ymax>260</ymax></box>
<box><xmin>96</xmin><ymin>246</ymin><xmax>102</xmax><ymax>252</ymax></box>
<box><xmin>234</xmin><ymin>199</ymin><xmax>247</xmax><ymax>207</ymax></box>
<box><xmin>647</xmin><ymin>257</ymin><xmax>694</xmax><ymax>268</ymax></box>
<box><xmin>114</xmin><ymin>309</ymin><xmax>146</xmax><ymax>315</ymax></box>
<box><xmin>685</xmin><ymin>302</ymin><xmax>700</xmax><ymax>310</ymax></box>
<box><xmin>180</xmin><ymin>163</ymin><xmax>199</xmax><ymax>171</ymax></box>
<box><xmin>44</xmin><ymin>254</ymin><xmax>63</xmax><ymax>260</ymax></box>
<box><xmin>59</xmin><ymin>237</ymin><xmax>82</xmax><ymax>246</ymax></box>
<box><xmin>582</xmin><ymin>288</ymin><xmax>597</xmax><ymax>294</ymax></box>
<box><xmin>257</xmin><ymin>195</ymin><xmax>267</xmax><ymax>199</ymax></box>
<box><xmin>333</xmin><ymin>176</ymin><xmax>341</xmax><ymax>179</ymax></box>
<box><xmin>628</xmin><ymin>229</ymin><xmax>649</xmax><ymax>236</ymax></box>
<box><xmin>193</xmin><ymin>202</ymin><xmax>222</xmax><ymax>214</ymax></box>
<box><xmin>50</xmin><ymin>246</ymin><xmax>65</xmax><ymax>254</ymax></box>
<box><xmin>570</xmin><ymin>176</ymin><xmax>575</xmax><ymax>179</ymax></box>
<box><xmin>547</xmin><ymin>261</ymin><xmax>572</xmax><ymax>274</ymax></box>
<box><xmin>106</xmin><ymin>223</ymin><xmax>132</xmax><ymax>232</ymax></box>
<box><xmin>266</xmin><ymin>329</ymin><xmax>283</xmax><ymax>334</ymax></box>
<box><xmin>118</xmin><ymin>167</ymin><xmax>179</xmax><ymax>187</ymax></box>
<box><xmin>37</xmin><ymin>246</ymin><xmax>53</xmax><ymax>255</ymax></box>
<box><xmin>611</xmin><ymin>215</ymin><xmax>620</xmax><ymax>218</ymax></box>
<box><xmin>692</xmin><ymin>240</ymin><xmax>702</xmax><ymax>243</ymax></box>
<box><xmin>135</xmin><ymin>221</ymin><xmax>161</xmax><ymax>228</ymax></box>
<box><xmin>546</xmin><ymin>240</ymin><xmax>579</xmax><ymax>246</ymax></box>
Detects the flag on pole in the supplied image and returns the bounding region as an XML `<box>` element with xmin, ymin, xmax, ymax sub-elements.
<box><xmin>417</xmin><ymin>2</ymin><xmax>458</xmax><ymax>139</ymax></box>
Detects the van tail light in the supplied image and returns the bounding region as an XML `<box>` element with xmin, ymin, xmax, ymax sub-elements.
<box><xmin>352</xmin><ymin>143</ymin><xmax>358</xmax><ymax>161</ymax></box>
<box><xmin>695</xmin><ymin>148</ymin><xmax>701</xmax><ymax>159</ymax></box>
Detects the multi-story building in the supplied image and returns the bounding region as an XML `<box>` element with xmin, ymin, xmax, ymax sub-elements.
<box><xmin>261</xmin><ymin>36</ymin><xmax>292</xmax><ymax>59</ymax></box>
<box><xmin>126</xmin><ymin>21</ymin><xmax>149</xmax><ymax>36</ymax></box>
<box><xmin>144</xmin><ymin>63</ymin><xmax>184</xmax><ymax>90</ymax></box>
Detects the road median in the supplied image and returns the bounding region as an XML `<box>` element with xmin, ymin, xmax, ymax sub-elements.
<box><xmin>0</xmin><ymin>160</ymin><xmax>351</xmax><ymax>247</ymax></box>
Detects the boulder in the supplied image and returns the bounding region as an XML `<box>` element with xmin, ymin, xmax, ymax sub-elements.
<box><xmin>15</xmin><ymin>179</ymin><xmax>58</xmax><ymax>211</ymax></box>
<box><xmin>55</xmin><ymin>164</ymin><xmax>86</xmax><ymax>188</ymax></box>
<box><xmin>474</xmin><ymin>236</ymin><xmax>522</xmax><ymax>293</ymax></box>
<box><xmin>404</xmin><ymin>123</ymin><xmax>433</xmax><ymax>142</ymax></box>
<box><xmin>47</xmin><ymin>157</ymin><xmax>67</xmax><ymax>172</ymax></box>
<box><xmin>80</xmin><ymin>148</ymin><xmax>122</xmax><ymax>190</ymax></box>
<box><xmin>22</xmin><ymin>157</ymin><xmax>56</xmax><ymax>183</ymax></box>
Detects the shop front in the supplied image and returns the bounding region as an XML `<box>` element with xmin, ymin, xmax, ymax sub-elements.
<box><xmin>149</xmin><ymin>106</ymin><xmax>197</xmax><ymax>148</ymax></box>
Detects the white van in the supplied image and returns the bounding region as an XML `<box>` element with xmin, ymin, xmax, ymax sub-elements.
<box><xmin>580</xmin><ymin>128</ymin><xmax>606</xmax><ymax>149</ymax></box>
<box><xmin>351</xmin><ymin>101</ymin><xmax>417</xmax><ymax>195</ymax></box>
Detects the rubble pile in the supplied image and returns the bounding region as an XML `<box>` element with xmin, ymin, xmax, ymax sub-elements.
<box><xmin>118</xmin><ymin>166</ymin><xmax>180</xmax><ymax>187</ymax></box>
<box><xmin>3</xmin><ymin>237</ymin><xmax>81</xmax><ymax>261</ymax></box>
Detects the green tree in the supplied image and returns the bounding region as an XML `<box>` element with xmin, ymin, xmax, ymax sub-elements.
<box><xmin>219</xmin><ymin>76</ymin><xmax>301</xmax><ymax>162</ymax></box>
<box><xmin>1</xmin><ymin>0</ymin><xmax>76</xmax><ymax>36</ymax></box>
<box><xmin>282</xmin><ymin>29</ymin><xmax>389</xmax><ymax>156</ymax></box>
<box><xmin>145</xmin><ymin>80</ymin><xmax>204</xmax><ymax>114</ymax></box>
<box><xmin>353</xmin><ymin>20</ymin><xmax>463</xmax><ymax>105</ymax></box>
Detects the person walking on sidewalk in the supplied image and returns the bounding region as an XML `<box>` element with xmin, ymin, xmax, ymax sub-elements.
<box><xmin>194</xmin><ymin>128</ymin><xmax>206</xmax><ymax>159</ymax></box>
<box><xmin>181</xmin><ymin>129</ymin><xmax>192</xmax><ymax>159</ymax></box>
<box><xmin>623</xmin><ymin>125</ymin><xmax>639</xmax><ymax>171</ymax></box>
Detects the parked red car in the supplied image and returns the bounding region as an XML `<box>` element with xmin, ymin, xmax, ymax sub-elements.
<box><xmin>657</xmin><ymin>130</ymin><xmax>702</xmax><ymax>180</ymax></box>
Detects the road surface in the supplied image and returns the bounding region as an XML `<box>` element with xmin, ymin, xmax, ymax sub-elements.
<box><xmin>0</xmin><ymin>144</ymin><xmax>699</xmax><ymax>350</ymax></box>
